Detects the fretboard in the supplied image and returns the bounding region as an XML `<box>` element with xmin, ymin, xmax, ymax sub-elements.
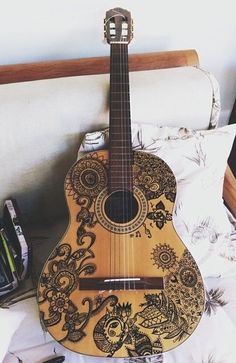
<box><xmin>109</xmin><ymin>43</ymin><xmax>133</xmax><ymax>193</ymax></box>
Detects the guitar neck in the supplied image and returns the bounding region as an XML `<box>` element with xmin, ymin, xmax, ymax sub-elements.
<box><xmin>109</xmin><ymin>43</ymin><xmax>133</xmax><ymax>193</ymax></box>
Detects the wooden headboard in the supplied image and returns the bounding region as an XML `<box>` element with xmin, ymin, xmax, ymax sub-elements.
<box><xmin>0</xmin><ymin>49</ymin><xmax>235</xmax><ymax>217</ymax></box>
<box><xmin>0</xmin><ymin>49</ymin><xmax>198</xmax><ymax>84</ymax></box>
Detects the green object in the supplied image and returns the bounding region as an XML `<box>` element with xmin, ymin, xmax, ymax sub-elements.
<box><xmin>0</xmin><ymin>229</ymin><xmax>16</xmax><ymax>274</ymax></box>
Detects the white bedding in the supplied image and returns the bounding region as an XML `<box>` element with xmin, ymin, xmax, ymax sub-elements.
<box><xmin>2</xmin><ymin>123</ymin><xmax>236</xmax><ymax>363</ymax></box>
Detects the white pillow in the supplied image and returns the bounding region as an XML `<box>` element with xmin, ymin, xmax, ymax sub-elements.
<box><xmin>78</xmin><ymin>124</ymin><xmax>236</xmax><ymax>278</ymax></box>
<box><xmin>0</xmin><ymin>308</ymin><xmax>25</xmax><ymax>362</ymax></box>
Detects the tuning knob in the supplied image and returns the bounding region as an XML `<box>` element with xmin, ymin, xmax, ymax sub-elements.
<box><xmin>103</xmin><ymin>19</ymin><xmax>107</xmax><ymax>39</ymax></box>
<box><xmin>131</xmin><ymin>19</ymin><xmax>134</xmax><ymax>37</ymax></box>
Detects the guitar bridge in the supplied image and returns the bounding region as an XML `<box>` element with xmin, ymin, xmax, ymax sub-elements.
<box><xmin>79</xmin><ymin>277</ymin><xmax>164</xmax><ymax>291</ymax></box>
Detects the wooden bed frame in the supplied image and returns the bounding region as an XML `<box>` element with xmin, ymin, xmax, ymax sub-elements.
<box><xmin>0</xmin><ymin>49</ymin><xmax>235</xmax><ymax>216</ymax></box>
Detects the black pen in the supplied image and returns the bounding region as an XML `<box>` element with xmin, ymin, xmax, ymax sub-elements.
<box><xmin>42</xmin><ymin>356</ymin><xmax>65</xmax><ymax>363</ymax></box>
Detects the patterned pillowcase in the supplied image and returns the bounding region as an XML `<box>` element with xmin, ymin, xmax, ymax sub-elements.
<box><xmin>78</xmin><ymin>124</ymin><xmax>236</xmax><ymax>278</ymax></box>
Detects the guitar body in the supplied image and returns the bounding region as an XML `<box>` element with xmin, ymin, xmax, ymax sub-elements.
<box><xmin>38</xmin><ymin>150</ymin><xmax>205</xmax><ymax>358</ymax></box>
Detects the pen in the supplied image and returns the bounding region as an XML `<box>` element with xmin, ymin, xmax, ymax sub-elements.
<box><xmin>42</xmin><ymin>356</ymin><xmax>65</xmax><ymax>363</ymax></box>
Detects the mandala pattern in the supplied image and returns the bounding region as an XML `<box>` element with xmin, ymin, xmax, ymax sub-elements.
<box><xmin>179</xmin><ymin>267</ymin><xmax>198</xmax><ymax>288</ymax></box>
<box><xmin>65</xmin><ymin>153</ymin><xmax>107</xmax><ymax>199</ymax></box>
<box><xmin>151</xmin><ymin>243</ymin><xmax>177</xmax><ymax>271</ymax></box>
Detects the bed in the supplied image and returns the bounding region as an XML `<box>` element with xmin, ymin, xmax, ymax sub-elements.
<box><xmin>0</xmin><ymin>50</ymin><xmax>235</xmax><ymax>363</ymax></box>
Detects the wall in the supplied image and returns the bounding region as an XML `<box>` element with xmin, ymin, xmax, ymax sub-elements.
<box><xmin>0</xmin><ymin>67</ymin><xmax>214</xmax><ymax>223</ymax></box>
<box><xmin>1</xmin><ymin>0</ymin><xmax>236</xmax><ymax>125</ymax></box>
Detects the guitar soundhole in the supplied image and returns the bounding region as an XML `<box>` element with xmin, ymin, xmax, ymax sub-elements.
<box><xmin>104</xmin><ymin>190</ymin><xmax>139</xmax><ymax>223</ymax></box>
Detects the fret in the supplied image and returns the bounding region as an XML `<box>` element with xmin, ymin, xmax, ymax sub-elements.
<box><xmin>109</xmin><ymin>169</ymin><xmax>133</xmax><ymax>172</ymax></box>
<box><xmin>110</xmin><ymin>108</ymin><xmax>130</xmax><ymax>111</ymax></box>
<box><xmin>110</xmin><ymin>159</ymin><xmax>132</xmax><ymax>162</ymax></box>
<box><xmin>111</xmin><ymin>100</ymin><xmax>130</xmax><ymax>103</ymax></box>
<box><xmin>110</xmin><ymin>145</ymin><xmax>132</xmax><ymax>149</ymax></box>
<box><xmin>110</xmin><ymin>91</ymin><xmax>130</xmax><ymax>94</ymax></box>
<box><xmin>110</xmin><ymin>164</ymin><xmax>132</xmax><ymax>170</ymax></box>
<box><xmin>109</xmin><ymin>172</ymin><xmax>132</xmax><ymax>175</ymax></box>
<box><xmin>110</xmin><ymin>82</ymin><xmax>129</xmax><ymax>85</ymax></box>
<box><xmin>110</xmin><ymin>155</ymin><xmax>132</xmax><ymax>158</ymax></box>
<box><xmin>111</xmin><ymin>180</ymin><xmax>132</xmax><ymax>187</ymax></box>
<box><xmin>110</xmin><ymin>157</ymin><xmax>132</xmax><ymax>160</ymax></box>
<box><xmin>110</xmin><ymin>124</ymin><xmax>131</xmax><ymax>127</ymax></box>
<box><xmin>110</xmin><ymin>109</ymin><xmax>130</xmax><ymax>113</ymax></box>
<box><xmin>110</xmin><ymin>113</ymin><xmax>130</xmax><ymax>117</ymax></box>
<box><xmin>110</xmin><ymin>152</ymin><xmax>132</xmax><ymax>155</ymax></box>
<box><xmin>110</xmin><ymin>110</ymin><xmax>130</xmax><ymax>114</ymax></box>
<box><xmin>109</xmin><ymin>161</ymin><xmax>132</xmax><ymax>164</ymax></box>
<box><xmin>109</xmin><ymin>175</ymin><xmax>133</xmax><ymax>178</ymax></box>
<box><xmin>110</xmin><ymin>116</ymin><xmax>131</xmax><ymax>119</ymax></box>
<box><xmin>108</xmin><ymin>183</ymin><xmax>133</xmax><ymax>186</ymax></box>
<box><xmin>110</xmin><ymin>155</ymin><xmax>133</xmax><ymax>162</ymax></box>
<box><xmin>110</xmin><ymin>126</ymin><xmax>131</xmax><ymax>128</ymax></box>
<box><xmin>109</xmin><ymin>182</ymin><xmax>133</xmax><ymax>185</ymax></box>
<box><xmin>110</xmin><ymin>109</ymin><xmax>130</xmax><ymax>112</ymax></box>
<box><xmin>110</xmin><ymin>98</ymin><xmax>130</xmax><ymax>101</ymax></box>
<box><xmin>110</xmin><ymin>72</ymin><xmax>129</xmax><ymax>75</ymax></box>
<box><xmin>110</xmin><ymin>103</ymin><xmax>130</xmax><ymax>106</ymax></box>
<box><xmin>109</xmin><ymin>141</ymin><xmax>131</xmax><ymax>143</ymax></box>
<box><xmin>110</xmin><ymin>145</ymin><xmax>131</xmax><ymax>148</ymax></box>
<box><xmin>111</xmin><ymin>57</ymin><xmax>128</xmax><ymax>60</ymax></box>
<box><xmin>109</xmin><ymin>142</ymin><xmax>131</xmax><ymax>145</ymax></box>
<box><xmin>110</xmin><ymin>133</ymin><xmax>131</xmax><ymax>136</ymax></box>
<box><xmin>109</xmin><ymin>133</ymin><xmax>131</xmax><ymax>135</ymax></box>
<box><xmin>110</xmin><ymin>125</ymin><xmax>131</xmax><ymax>128</ymax></box>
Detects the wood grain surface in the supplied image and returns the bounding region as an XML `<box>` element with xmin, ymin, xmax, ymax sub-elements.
<box><xmin>0</xmin><ymin>49</ymin><xmax>199</xmax><ymax>85</ymax></box>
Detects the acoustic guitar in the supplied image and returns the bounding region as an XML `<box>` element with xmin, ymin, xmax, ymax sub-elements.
<box><xmin>37</xmin><ymin>8</ymin><xmax>205</xmax><ymax>358</ymax></box>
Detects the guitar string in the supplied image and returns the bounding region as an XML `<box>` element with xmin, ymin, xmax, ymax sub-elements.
<box><xmin>125</xmin><ymin>41</ymin><xmax>131</xmax><ymax>291</ymax></box>
<box><xmin>111</xmin><ymin>45</ymin><xmax>117</xmax><ymax>290</ymax></box>
<box><xmin>122</xmin><ymin>41</ymin><xmax>128</xmax><ymax>292</ymax></box>
<box><xmin>109</xmin><ymin>43</ymin><xmax>112</xmax><ymax>293</ymax></box>
<box><xmin>115</xmin><ymin>41</ymin><xmax>119</xmax><ymax>292</ymax></box>
<box><xmin>111</xmin><ymin>43</ymin><xmax>117</xmax><ymax>292</ymax></box>
<box><xmin>125</xmin><ymin>41</ymin><xmax>135</xmax><ymax>291</ymax></box>
<box><xmin>123</xmin><ymin>41</ymin><xmax>130</xmax><ymax>291</ymax></box>
<box><xmin>126</xmin><ymin>41</ymin><xmax>135</xmax><ymax>291</ymax></box>
<box><xmin>112</xmin><ymin>43</ymin><xmax>116</xmax><ymax>292</ymax></box>
<box><xmin>120</xmin><ymin>40</ymin><xmax>125</xmax><ymax>292</ymax></box>
<box><xmin>125</xmin><ymin>41</ymin><xmax>133</xmax><ymax>291</ymax></box>
<box><xmin>119</xmin><ymin>15</ymin><xmax>129</xmax><ymax>293</ymax></box>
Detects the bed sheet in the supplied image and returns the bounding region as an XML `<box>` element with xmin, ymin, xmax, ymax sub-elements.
<box><xmin>3</xmin><ymin>124</ymin><xmax>236</xmax><ymax>363</ymax></box>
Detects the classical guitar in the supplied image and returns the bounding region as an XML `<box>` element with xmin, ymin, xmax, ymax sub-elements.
<box><xmin>37</xmin><ymin>8</ymin><xmax>205</xmax><ymax>358</ymax></box>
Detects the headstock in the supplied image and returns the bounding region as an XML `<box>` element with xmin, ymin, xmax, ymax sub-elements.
<box><xmin>104</xmin><ymin>8</ymin><xmax>133</xmax><ymax>44</ymax></box>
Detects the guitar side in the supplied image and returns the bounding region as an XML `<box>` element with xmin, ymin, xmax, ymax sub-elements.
<box><xmin>37</xmin><ymin>150</ymin><xmax>205</xmax><ymax>358</ymax></box>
